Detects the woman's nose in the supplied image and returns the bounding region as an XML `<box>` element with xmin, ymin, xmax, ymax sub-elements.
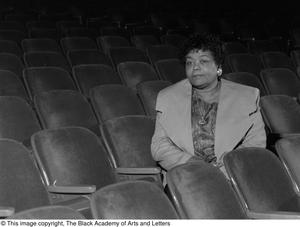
<box><xmin>193</xmin><ymin>61</ymin><xmax>201</xmax><ymax>70</ymax></box>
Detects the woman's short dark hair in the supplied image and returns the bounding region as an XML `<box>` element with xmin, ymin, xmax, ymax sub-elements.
<box><xmin>180</xmin><ymin>33</ymin><xmax>224</xmax><ymax>66</ymax></box>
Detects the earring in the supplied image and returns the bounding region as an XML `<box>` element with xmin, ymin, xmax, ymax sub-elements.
<box><xmin>217</xmin><ymin>68</ymin><xmax>223</xmax><ymax>76</ymax></box>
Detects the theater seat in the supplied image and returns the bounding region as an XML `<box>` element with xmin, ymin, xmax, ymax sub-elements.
<box><xmin>147</xmin><ymin>45</ymin><xmax>180</xmax><ymax>66</ymax></box>
<box><xmin>109</xmin><ymin>47</ymin><xmax>150</xmax><ymax>69</ymax></box>
<box><xmin>160</xmin><ymin>34</ymin><xmax>187</xmax><ymax>48</ymax></box>
<box><xmin>260</xmin><ymin>51</ymin><xmax>296</xmax><ymax>73</ymax></box>
<box><xmin>0</xmin><ymin>53</ymin><xmax>24</xmax><ymax>78</ymax></box>
<box><xmin>29</xmin><ymin>28</ymin><xmax>58</xmax><ymax>40</ymax></box>
<box><xmin>0</xmin><ymin>30</ymin><xmax>26</xmax><ymax>45</ymax></box>
<box><xmin>100</xmin><ymin>26</ymin><xmax>129</xmax><ymax>38</ymax></box>
<box><xmin>23</xmin><ymin>67</ymin><xmax>76</xmax><ymax>100</ymax></box>
<box><xmin>131</xmin><ymin>25</ymin><xmax>161</xmax><ymax>37</ymax></box>
<box><xmin>0</xmin><ymin>40</ymin><xmax>22</xmax><ymax>57</ymax></box>
<box><xmin>137</xmin><ymin>80</ymin><xmax>172</xmax><ymax>116</ymax></box>
<box><xmin>154</xmin><ymin>58</ymin><xmax>185</xmax><ymax>83</ymax></box>
<box><xmin>291</xmin><ymin>50</ymin><xmax>300</xmax><ymax>67</ymax></box>
<box><xmin>24</xmin><ymin>51</ymin><xmax>71</xmax><ymax>73</ymax></box>
<box><xmin>222</xmin><ymin>42</ymin><xmax>248</xmax><ymax>55</ymax></box>
<box><xmin>0</xmin><ymin>97</ymin><xmax>41</xmax><ymax>146</ymax></box>
<box><xmin>90</xmin><ymin>84</ymin><xmax>145</xmax><ymax>122</ymax></box>
<box><xmin>226</xmin><ymin>53</ymin><xmax>264</xmax><ymax>77</ymax></box>
<box><xmin>166</xmin><ymin>162</ymin><xmax>247</xmax><ymax>219</ymax></box>
<box><xmin>60</xmin><ymin>37</ymin><xmax>98</xmax><ymax>55</ymax></box>
<box><xmin>31</xmin><ymin>127</ymin><xmax>116</xmax><ymax>202</ymax></box>
<box><xmin>63</xmin><ymin>27</ymin><xmax>99</xmax><ymax>39</ymax></box>
<box><xmin>131</xmin><ymin>35</ymin><xmax>160</xmax><ymax>52</ymax></box>
<box><xmin>276</xmin><ymin>136</ymin><xmax>300</xmax><ymax>189</ymax></box>
<box><xmin>224</xmin><ymin>147</ymin><xmax>300</xmax><ymax>218</ymax></box>
<box><xmin>260</xmin><ymin>68</ymin><xmax>300</xmax><ymax>97</ymax></box>
<box><xmin>90</xmin><ymin>181</ymin><xmax>178</xmax><ymax>219</ymax></box>
<box><xmin>22</xmin><ymin>38</ymin><xmax>61</xmax><ymax>53</ymax></box>
<box><xmin>0</xmin><ymin>139</ymin><xmax>50</xmax><ymax>217</ymax></box>
<box><xmin>67</xmin><ymin>50</ymin><xmax>112</xmax><ymax>67</ymax></box>
<box><xmin>0</xmin><ymin>69</ymin><xmax>29</xmax><ymax>100</ymax></box>
<box><xmin>7</xmin><ymin>205</ymin><xmax>85</xmax><ymax>219</ymax></box>
<box><xmin>34</xmin><ymin>90</ymin><xmax>99</xmax><ymax>134</ymax></box>
<box><xmin>117</xmin><ymin>61</ymin><xmax>159</xmax><ymax>92</ymax></box>
<box><xmin>247</xmin><ymin>40</ymin><xmax>280</xmax><ymax>55</ymax></box>
<box><xmin>100</xmin><ymin>115</ymin><xmax>162</xmax><ymax>183</ymax></box>
<box><xmin>72</xmin><ymin>64</ymin><xmax>121</xmax><ymax>96</ymax></box>
<box><xmin>56</xmin><ymin>20</ymin><xmax>81</xmax><ymax>36</ymax></box>
<box><xmin>98</xmin><ymin>36</ymin><xmax>131</xmax><ymax>54</ymax></box>
<box><xmin>0</xmin><ymin>21</ymin><xmax>25</xmax><ymax>33</ymax></box>
<box><xmin>260</xmin><ymin>95</ymin><xmax>300</xmax><ymax>136</ymax></box>
<box><xmin>222</xmin><ymin>72</ymin><xmax>266</xmax><ymax>96</ymax></box>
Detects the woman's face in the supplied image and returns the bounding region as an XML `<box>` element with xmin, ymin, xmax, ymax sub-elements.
<box><xmin>185</xmin><ymin>49</ymin><xmax>219</xmax><ymax>90</ymax></box>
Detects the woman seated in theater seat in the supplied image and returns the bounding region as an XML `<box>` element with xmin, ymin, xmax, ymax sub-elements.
<box><xmin>151</xmin><ymin>33</ymin><xmax>266</xmax><ymax>181</ymax></box>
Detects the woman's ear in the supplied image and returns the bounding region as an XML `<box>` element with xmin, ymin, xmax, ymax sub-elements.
<box><xmin>217</xmin><ymin>68</ymin><xmax>223</xmax><ymax>76</ymax></box>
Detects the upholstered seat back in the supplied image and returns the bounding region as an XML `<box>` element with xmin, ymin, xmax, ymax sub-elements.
<box><xmin>73</xmin><ymin>64</ymin><xmax>121</xmax><ymax>96</ymax></box>
<box><xmin>34</xmin><ymin>90</ymin><xmax>98</xmax><ymax>132</ymax></box>
<box><xmin>131</xmin><ymin>35</ymin><xmax>160</xmax><ymax>51</ymax></box>
<box><xmin>276</xmin><ymin>136</ymin><xmax>300</xmax><ymax>188</ymax></box>
<box><xmin>24</xmin><ymin>51</ymin><xmax>71</xmax><ymax>72</ymax></box>
<box><xmin>260</xmin><ymin>68</ymin><xmax>300</xmax><ymax>97</ymax></box>
<box><xmin>260</xmin><ymin>51</ymin><xmax>296</xmax><ymax>73</ymax></box>
<box><xmin>222</xmin><ymin>42</ymin><xmax>248</xmax><ymax>55</ymax></box>
<box><xmin>248</xmin><ymin>40</ymin><xmax>280</xmax><ymax>55</ymax></box>
<box><xmin>22</xmin><ymin>38</ymin><xmax>60</xmax><ymax>53</ymax></box>
<box><xmin>160</xmin><ymin>34</ymin><xmax>187</xmax><ymax>48</ymax></box>
<box><xmin>147</xmin><ymin>45</ymin><xmax>180</xmax><ymax>66</ymax></box>
<box><xmin>9</xmin><ymin>205</ymin><xmax>86</xmax><ymax>219</ymax></box>
<box><xmin>91</xmin><ymin>181</ymin><xmax>179</xmax><ymax>219</ymax></box>
<box><xmin>60</xmin><ymin>37</ymin><xmax>98</xmax><ymax>54</ymax></box>
<box><xmin>67</xmin><ymin>50</ymin><xmax>112</xmax><ymax>67</ymax></box>
<box><xmin>109</xmin><ymin>47</ymin><xmax>149</xmax><ymax>69</ymax></box>
<box><xmin>0</xmin><ymin>69</ymin><xmax>29</xmax><ymax>100</ymax></box>
<box><xmin>117</xmin><ymin>61</ymin><xmax>159</xmax><ymax>92</ymax></box>
<box><xmin>223</xmin><ymin>72</ymin><xmax>266</xmax><ymax>96</ymax></box>
<box><xmin>31</xmin><ymin>127</ymin><xmax>116</xmax><ymax>188</ymax></box>
<box><xmin>137</xmin><ymin>80</ymin><xmax>172</xmax><ymax>116</ymax></box>
<box><xmin>0</xmin><ymin>53</ymin><xmax>24</xmax><ymax>78</ymax></box>
<box><xmin>154</xmin><ymin>58</ymin><xmax>185</xmax><ymax>83</ymax></box>
<box><xmin>100</xmin><ymin>115</ymin><xmax>156</xmax><ymax>167</ymax></box>
<box><xmin>226</xmin><ymin>53</ymin><xmax>264</xmax><ymax>77</ymax></box>
<box><xmin>0</xmin><ymin>139</ymin><xmax>50</xmax><ymax>212</ymax></box>
<box><xmin>0</xmin><ymin>96</ymin><xmax>41</xmax><ymax>144</ymax></box>
<box><xmin>224</xmin><ymin>147</ymin><xmax>300</xmax><ymax>212</ymax></box>
<box><xmin>90</xmin><ymin>84</ymin><xmax>145</xmax><ymax>122</ymax></box>
<box><xmin>260</xmin><ymin>95</ymin><xmax>300</xmax><ymax>134</ymax></box>
<box><xmin>24</xmin><ymin>66</ymin><xmax>76</xmax><ymax>99</ymax></box>
<box><xmin>167</xmin><ymin>162</ymin><xmax>246</xmax><ymax>219</ymax></box>
<box><xmin>99</xmin><ymin>36</ymin><xmax>130</xmax><ymax>54</ymax></box>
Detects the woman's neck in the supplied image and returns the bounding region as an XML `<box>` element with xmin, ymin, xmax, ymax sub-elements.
<box><xmin>192</xmin><ymin>80</ymin><xmax>221</xmax><ymax>103</ymax></box>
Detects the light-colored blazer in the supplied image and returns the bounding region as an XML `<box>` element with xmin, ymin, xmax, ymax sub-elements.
<box><xmin>151</xmin><ymin>78</ymin><xmax>266</xmax><ymax>171</ymax></box>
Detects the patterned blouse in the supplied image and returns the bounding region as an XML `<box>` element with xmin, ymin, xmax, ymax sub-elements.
<box><xmin>191</xmin><ymin>86</ymin><xmax>219</xmax><ymax>163</ymax></box>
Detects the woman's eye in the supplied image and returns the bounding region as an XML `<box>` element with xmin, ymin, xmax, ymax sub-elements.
<box><xmin>200</xmin><ymin>59</ymin><xmax>209</xmax><ymax>64</ymax></box>
<box><xmin>186</xmin><ymin>61</ymin><xmax>193</xmax><ymax>66</ymax></box>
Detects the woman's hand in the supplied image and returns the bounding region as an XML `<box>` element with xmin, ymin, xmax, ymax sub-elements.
<box><xmin>188</xmin><ymin>156</ymin><xmax>223</xmax><ymax>168</ymax></box>
<box><xmin>187</xmin><ymin>156</ymin><xmax>204</xmax><ymax>163</ymax></box>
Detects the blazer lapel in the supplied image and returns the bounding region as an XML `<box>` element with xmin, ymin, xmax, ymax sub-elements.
<box><xmin>182</xmin><ymin>81</ymin><xmax>194</xmax><ymax>155</ymax></box>
<box><xmin>214</xmin><ymin>79</ymin><xmax>252</xmax><ymax>159</ymax></box>
<box><xmin>175</xmin><ymin>80</ymin><xmax>194</xmax><ymax>155</ymax></box>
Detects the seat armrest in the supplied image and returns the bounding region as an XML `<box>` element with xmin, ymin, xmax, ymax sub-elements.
<box><xmin>0</xmin><ymin>206</ymin><xmax>15</xmax><ymax>217</ymax></box>
<box><xmin>47</xmin><ymin>185</ymin><xmax>96</xmax><ymax>194</ymax></box>
<box><xmin>247</xmin><ymin>210</ymin><xmax>300</xmax><ymax>219</ymax></box>
<box><xmin>280</xmin><ymin>133</ymin><xmax>300</xmax><ymax>138</ymax></box>
<box><xmin>115</xmin><ymin>167</ymin><xmax>161</xmax><ymax>175</ymax></box>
